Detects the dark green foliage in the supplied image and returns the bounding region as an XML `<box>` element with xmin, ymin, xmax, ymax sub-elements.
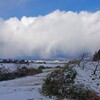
<box><xmin>36</xmin><ymin>67</ymin><xmax>43</xmax><ymax>74</ymax></box>
<box><xmin>0</xmin><ymin>72</ymin><xmax>16</xmax><ymax>81</ymax></box>
<box><xmin>67</xmin><ymin>84</ymin><xmax>90</xmax><ymax>100</ymax></box>
<box><xmin>0</xmin><ymin>65</ymin><xmax>43</xmax><ymax>81</ymax></box>
<box><xmin>93</xmin><ymin>49</ymin><xmax>100</xmax><ymax>61</ymax></box>
<box><xmin>0</xmin><ymin>59</ymin><xmax>29</xmax><ymax>64</ymax></box>
<box><xmin>16</xmin><ymin>66</ymin><xmax>29</xmax><ymax>77</ymax></box>
<box><xmin>38</xmin><ymin>66</ymin><xmax>45</xmax><ymax>70</ymax></box>
<box><xmin>55</xmin><ymin>66</ymin><xmax>61</xmax><ymax>68</ymax></box>
<box><xmin>42</xmin><ymin>65</ymin><xmax>77</xmax><ymax>99</ymax></box>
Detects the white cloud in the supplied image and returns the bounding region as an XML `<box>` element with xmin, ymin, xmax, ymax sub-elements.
<box><xmin>0</xmin><ymin>10</ymin><xmax>100</xmax><ymax>58</ymax></box>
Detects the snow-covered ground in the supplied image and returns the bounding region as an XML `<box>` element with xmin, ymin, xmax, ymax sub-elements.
<box><xmin>0</xmin><ymin>63</ymin><xmax>64</xmax><ymax>71</ymax></box>
<box><xmin>74</xmin><ymin>61</ymin><xmax>100</xmax><ymax>96</ymax></box>
<box><xmin>0</xmin><ymin>72</ymin><xmax>53</xmax><ymax>100</ymax></box>
<box><xmin>0</xmin><ymin>61</ymin><xmax>100</xmax><ymax>100</ymax></box>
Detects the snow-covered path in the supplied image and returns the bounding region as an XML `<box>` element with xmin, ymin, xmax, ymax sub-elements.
<box><xmin>0</xmin><ymin>72</ymin><xmax>52</xmax><ymax>100</ymax></box>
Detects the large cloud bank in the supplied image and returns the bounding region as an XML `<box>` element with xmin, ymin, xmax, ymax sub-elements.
<box><xmin>0</xmin><ymin>10</ymin><xmax>100</xmax><ymax>58</ymax></box>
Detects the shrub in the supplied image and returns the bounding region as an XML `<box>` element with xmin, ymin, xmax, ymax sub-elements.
<box><xmin>0</xmin><ymin>72</ymin><xmax>16</xmax><ymax>81</ymax></box>
<box><xmin>37</xmin><ymin>66</ymin><xmax>45</xmax><ymax>73</ymax></box>
<box><xmin>36</xmin><ymin>68</ymin><xmax>43</xmax><ymax>74</ymax></box>
<box><xmin>67</xmin><ymin>84</ymin><xmax>90</xmax><ymax>100</ymax></box>
<box><xmin>42</xmin><ymin>65</ymin><xmax>77</xmax><ymax>99</ymax></box>
<box><xmin>55</xmin><ymin>66</ymin><xmax>61</xmax><ymax>68</ymax></box>
<box><xmin>88</xmin><ymin>91</ymin><xmax>100</xmax><ymax>100</ymax></box>
<box><xmin>0</xmin><ymin>65</ymin><xmax>43</xmax><ymax>81</ymax></box>
<box><xmin>15</xmin><ymin>65</ymin><xmax>43</xmax><ymax>77</ymax></box>
<box><xmin>64</xmin><ymin>84</ymin><xmax>100</xmax><ymax>100</ymax></box>
<box><xmin>38</xmin><ymin>66</ymin><xmax>45</xmax><ymax>69</ymax></box>
<box><xmin>16</xmin><ymin>66</ymin><xmax>29</xmax><ymax>77</ymax></box>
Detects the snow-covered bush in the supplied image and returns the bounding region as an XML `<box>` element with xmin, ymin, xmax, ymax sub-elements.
<box><xmin>67</xmin><ymin>84</ymin><xmax>90</xmax><ymax>100</ymax></box>
<box><xmin>0</xmin><ymin>65</ymin><xmax>43</xmax><ymax>81</ymax></box>
<box><xmin>42</xmin><ymin>65</ymin><xmax>77</xmax><ymax>100</ymax></box>
<box><xmin>65</xmin><ymin>84</ymin><xmax>100</xmax><ymax>100</ymax></box>
<box><xmin>0</xmin><ymin>66</ymin><xmax>14</xmax><ymax>81</ymax></box>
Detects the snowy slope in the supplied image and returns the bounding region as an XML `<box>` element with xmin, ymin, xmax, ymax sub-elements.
<box><xmin>74</xmin><ymin>61</ymin><xmax>100</xmax><ymax>96</ymax></box>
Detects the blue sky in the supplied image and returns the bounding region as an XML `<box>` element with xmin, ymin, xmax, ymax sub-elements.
<box><xmin>0</xmin><ymin>0</ymin><xmax>100</xmax><ymax>19</ymax></box>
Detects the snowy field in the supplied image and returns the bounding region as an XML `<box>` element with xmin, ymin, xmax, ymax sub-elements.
<box><xmin>0</xmin><ymin>63</ymin><xmax>64</xmax><ymax>70</ymax></box>
<box><xmin>0</xmin><ymin>61</ymin><xmax>100</xmax><ymax>100</ymax></box>
<box><xmin>0</xmin><ymin>72</ymin><xmax>53</xmax><ymax>100</ymax></box>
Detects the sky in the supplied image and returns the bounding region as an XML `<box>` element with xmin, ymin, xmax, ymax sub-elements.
<box><xmin>0</xmin><ymin>0</ymin><xmax>100</xmax><ymax>59</ymax></box>
<box><xmin>0</xmin><ymin>0</ymin><xmax>100</xmax><ymax>19</ymax></box>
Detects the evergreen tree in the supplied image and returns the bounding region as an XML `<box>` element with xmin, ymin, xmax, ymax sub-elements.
<box><xmin>93</xmin><ymin>49</ymin><xmax>100</xmax><ymax>61</ymax></box>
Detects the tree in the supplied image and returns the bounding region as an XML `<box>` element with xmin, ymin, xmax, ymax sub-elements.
<box><xmin>67</xmin><ymin>53</ymin><xmax>89</xmax><ymax>69</ymax></box>
<box><xmin>91</xmin><ymin>61</ymin><xmax>100</xmax><ymax>75</ymax></box>
<box><xmin>93</xmin><ymin>49</ymin><xmax>100</xmax><ymax>61</ymax></box>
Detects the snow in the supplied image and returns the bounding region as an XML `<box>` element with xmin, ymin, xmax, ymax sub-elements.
<box><xmin>0</xmin><ymin>72</ymin><xmax>53</xmax><ymax>100</ymax></box>
<box><xmin>0</xmin><ymin>61</ymin><xmax>100</xmax><ymax>100</ymax></box>
<box><xmin>74</xmin><ymin>61</ymin><xmax>100</xmax><ymax>96</ymax></box>
<box><xmin>0</xmin><ymin>63</ymin><xmax>64</xmax><ymax>71</ymax></box>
